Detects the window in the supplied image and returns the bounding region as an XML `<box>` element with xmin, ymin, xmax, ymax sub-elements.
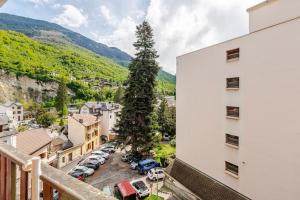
<box><xmin>225</xmin><ymin>161</ymin><xmax>239</xmax><ymax>176</ymax></box>
<box><xmin>226</xmin><ymin>77</ymin><xmax>239</xmax><ymax>89</ymax></box>
<box><xmin>17</xmin><ymin>111</ymin><xmax>21</xmax><ymax>114</ymax></box>
<box><xmin>226</xmin><ymin>134</ymin><xmax>239</xmax><ymax>147</ymax></box>
<box><xmin>39</xmin><ymin>153</ymin><xmax>46</xmax><ymax>159</ymax></box>
<box><xmin>17</xmin><ymin>106</ymin><xmax>22</xmax><ymax>109</ymax></box>
<box><xmin>94</xmin><ymin>130</ymin><xmax>98</xmax><ymax>137</ymax></box>
<box><xmin>226</xmin><ymin>48</ymin><xmax>239</xmax><ymax>61</ymax></box>
<box><xmin>0</xmin><ymin>125</ymin><xmax>2</xmax><ymax>132</ymax></box>
<box><xmin>68</xmin><ymin>153</ymin><xmax>73</xmax><ymax>162</ymax></box>
<box><xmin>86</xmin><ymin>134</ymin><xmax>91</xmax><ymax>141</ymax></box>
<box><xmin>62</xmin><ymin>156</ymin><xmax>65</xmax><ymax>163</ymax></box>
<box><xmin>226</xmin><ymin>106</ymin><xmax>239</xmax><ymax>118</ymax></box>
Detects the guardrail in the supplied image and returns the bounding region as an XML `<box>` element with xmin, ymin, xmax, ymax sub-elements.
<box><xmin>0</xmin><ymin>141</ymin><xmax>115</xmax><ymax>200</ymax></box>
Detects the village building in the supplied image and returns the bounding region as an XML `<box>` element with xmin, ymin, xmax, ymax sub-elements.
<box><xmin>80</xmin><ymin>102</ymin><xmax>121</xmax><ymax>141</ymax></box>
<box><xmin>16</xmin><ymin>128</ymin><xmax>52</xmax><ymax>161</ymax></box>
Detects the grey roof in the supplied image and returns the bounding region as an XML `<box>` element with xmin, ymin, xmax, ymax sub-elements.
<box><xmin>166</xmin><ymin>158</ymin><xmax>251</xmax><ymax>200</ymax></box>
<box><xmin>3</xmin><ymin>101</ymin><xmax>22</xmax><ymax>107</ymax></box>
<box><xmin>0</xmin><ymin>130</ymin><xmax>17</xmax><ymax>138</ymax></box>
<box><xmin>84</xmin><ymin>102</ymin><xmax>120</xmax><ymax>111</ymax></box>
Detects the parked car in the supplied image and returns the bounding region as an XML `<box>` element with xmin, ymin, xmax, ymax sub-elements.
<box><xmin>130</xmin><ymin>156</ymin><xmax>143</xmax><ymax>170</ymax></box>
<box><xmin>92</xmin><ymin>150</ymin><xmax>109</xmax><ymax>159</ymax></box>
<box><xmin>80</xmin><ymin>161</ymin><xmax>99</xmax><ymax>170</ymax></box>
<box><xmin>114</xmin><ymin>180</ymin><xmax>137</xmax><ymax>200</ymax></box>
<box><xmin>68</xmin><ymin>171</ymin><xmax>85</xmax><ymax>181</ymax></box>
<box><xmin>121</xmin><ymin>153</ymin><xmax>132</xmax><ymax>162</ymax></box>
<box><xmin>72</xmin><ymin>166</ymin><xmax>94</xmax><ymax>177</ymax></box>
<box><xmin>101</xmin><ymin>146</ymin><xmax>115</xmax><ymax>154</ymax></box>
<box><xmin>130</xmin><ymin>180</ymin><xmax>150</xmax><ymax>198</ymax></box>
<box><xmin>147</xmin><ymin>168</ymin><xmax>165</xmax><ymax>181</ymax></box>
<box><xmin>88</xmin><ymin>155</ymin><xmax>105</xmax><ymax>165</ymax></box>
<box><xmin>163</xmin><ymin>133</ymin><xmax>170</xmax><ymax>141</ymax></box>
<box><xmin>137</xmin><ymin>159</ymin><xmax>160</xmax><ymax>175</ymax></box>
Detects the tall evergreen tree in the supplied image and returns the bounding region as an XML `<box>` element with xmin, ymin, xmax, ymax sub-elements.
<box><xmin>115</xmin><ymin>21</ymin><xmax>159</xmax><ymax>153</ymax></box>
<box><xmin>55</xmin><ymin>78</ymin><xmax>69</xmax><ymax>116</ymax></box>
<box><xmin>157</xmin><ymin>98</ymin><xmax>169</xmax><ymax>134</ymax></box>
<box><xmin>113</xmin><ymin>86</ymin><xmax>124</xmax><ymax>104</ymax></box>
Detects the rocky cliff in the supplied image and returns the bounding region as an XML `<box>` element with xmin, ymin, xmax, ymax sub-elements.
<box><xmin>0</xmin><ymin>70</ymin><xmax>58</xmax><ymax>103</ymax></box>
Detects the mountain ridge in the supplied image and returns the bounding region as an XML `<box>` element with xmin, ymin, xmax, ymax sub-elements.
<box><xmin>0</xmin><ymin>13</ymin><xmax>176</xmax><ymax>84</ymax></box>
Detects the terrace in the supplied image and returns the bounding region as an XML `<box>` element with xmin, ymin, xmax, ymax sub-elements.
<box><xmin>0</xmin><ymin>141</ymin><xmax>115</xmax><ymax>200</ymax></box>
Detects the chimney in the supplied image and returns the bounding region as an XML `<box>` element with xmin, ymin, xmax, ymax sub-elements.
<box><xmin>79</xmin><ymin>119</ymin><xmax>83</xmax><ymax>123</ymax></box>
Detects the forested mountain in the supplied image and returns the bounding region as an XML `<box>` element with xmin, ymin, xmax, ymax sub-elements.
<box><xmin>0</xmin><ymin>30</ymin><xmax>175</xmax><ymax>102</ymax></box>
<box><xmin>0</xmin><ymin>13</ymin><xmax>176</xmax><ymax>84</ymax></box>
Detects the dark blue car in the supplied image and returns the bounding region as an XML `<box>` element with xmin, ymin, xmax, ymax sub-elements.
<box><xmin>137</xmin><ymin>159</ymin><xmax>160</xmax><ymax>174</ymax></box>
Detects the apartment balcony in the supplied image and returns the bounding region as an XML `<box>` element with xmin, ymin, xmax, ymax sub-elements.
<box><xmin>0</xmin><ymin>141</ymin><xmax>115</xmax><ymax>200</ymax></box>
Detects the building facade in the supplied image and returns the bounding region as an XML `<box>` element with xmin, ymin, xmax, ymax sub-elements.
<box><xmin>80</xmin><ymin>102</ymin><xmax>121</xmax><ymax>141</ymax></box>
<box><xmin>68</xmin><ymin>114</ymin><xmax>101</xmax><ymax>155</ymax></box>
<box><xmin>1</xmin><ymin>102</ymin><xmax>24</xmax><ymax>121</ymax></box>
<box><xmin>176</xmin><ymin>0</ymin><xmax>300</xmax><ymax>200</ymax></box>
<box><xmin>0</xmin><ymin>114</ymin><xmax>16</xmax><ymax>147</ymax></box>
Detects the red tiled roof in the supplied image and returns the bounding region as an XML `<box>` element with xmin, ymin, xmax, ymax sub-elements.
<box><xmin>16</xmin><ymin>128</ymin><xmax>51</xmax><ymax>155</ymax></box>
<box><xmin>71</xmin><ymin>114</ymin><xmax>100</xmax><ymax>126</ymax></box>
<box><xmin>117</xmin><ymin>180</ymin><xmax>136</xmax><ymax>197</ymax></box>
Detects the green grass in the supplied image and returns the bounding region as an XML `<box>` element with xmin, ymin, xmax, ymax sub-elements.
<box><xmin>154</xmin><ymin>143</ymin><xmax>176</xmax><ymax>163</ymax></box>
<box><xmin>145</xmin><ymin>195</ymin><xmax>164</xmax><ymax>200</ymax></box>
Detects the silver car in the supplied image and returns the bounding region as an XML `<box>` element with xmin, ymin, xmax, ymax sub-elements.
<box><xmin>72</xmin><ymin>166</ymin><xmax>94</xmax><ymax>177</ymax></box>
<box><xmin>88</xmin><ymin>155</ymin><xmax>105</xmax><ymax>165</ymax></box>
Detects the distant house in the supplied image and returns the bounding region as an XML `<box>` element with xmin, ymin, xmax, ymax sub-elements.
<box><xmin>16</xmin><ymin>128</ymin><xmax>52</xmax><ymax>161</ymax></box>
<box><xmin>68</xmin><ymin>114</ymin><xmax>101</xmax><ymax>154</ymax></box>
<box><xmin>1</xmin><ymin>101</ymin><xmax>24</xmax><ymax>121</ymax></box>
<box><xmin>0</xmin><ymin>114</ymin><xmax>17</xmax><ymax>147</ymax></box>
<box><xmin>80</xmin><ymin>102</ymin><xmax>121</xmax><ymax>141</ymax></box>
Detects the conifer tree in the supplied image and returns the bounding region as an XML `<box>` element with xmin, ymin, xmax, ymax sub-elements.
<box><xmin>115</xmin><ymin>21</ymin><xmax>159</xmax><ymax>153</ymax></box>
<box><xmin>56</xmin><ymin>77</ymin><xmax>69</xmax><ymax>116</ymax></box>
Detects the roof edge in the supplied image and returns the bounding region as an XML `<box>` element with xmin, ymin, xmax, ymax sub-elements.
<box><xmin>247</xmin><ymin>0</ymin><xmax>278</xmax><ymax>12</ymax></box>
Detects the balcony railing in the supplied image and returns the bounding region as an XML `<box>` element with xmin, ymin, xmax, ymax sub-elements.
<box><xmin>0</xmin><ymin>141</ymin><xmax>115</xmax><ymax>200</ymax></box>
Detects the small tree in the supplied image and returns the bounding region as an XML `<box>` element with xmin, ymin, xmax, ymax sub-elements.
<box><xmin>36</xmin><ymin>112</ymin><xmax>58</xmax><ymax>128</ymax></box>
<box><xmin>114</xmin><ymin>87</ymin><xmax>124</xmax><ymax>104</ymax></box>
<box><xmin>55</xmin><ymin>78</ymin><xmax>69</xmax><ymax>116</ymax></box>
<box><xmin>157</xmin><ymin>98</ymin><xmax>168</xmax><ymax>134</ymax></box>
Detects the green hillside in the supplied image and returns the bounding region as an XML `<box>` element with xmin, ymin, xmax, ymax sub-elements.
<box><xmin>0</xmin><ymin>30</ymin><xmax>175</xmax><ymax>101</ymax></box>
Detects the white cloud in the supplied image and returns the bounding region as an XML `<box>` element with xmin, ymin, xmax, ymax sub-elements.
<box><xmin>99</xmin><ymin>5</ymin><xmax>118</xmax><ymax>27</ymax></box>
<box><xmin>94</xmin><ymin>16</ymin><xmax>138</xmax><ymax>55</ymax></box>
<box><xmin>145</xmin><ymin>0</ymin><xmax>263</xmax><ymax>74</ymax></box>
<box><xmin>28</xmin><ymin>0</ymin><xmax>51</xmax><ymax>6</ymax></box>
<box><xmin>52</xmin><ymin>4</ymin><xmax>88</xmax><ymax>28</ymax></box>
<box><xmin>91</xmin><ymin>0</ymin><xmax>263</xmax><ymax>74</ymax></box>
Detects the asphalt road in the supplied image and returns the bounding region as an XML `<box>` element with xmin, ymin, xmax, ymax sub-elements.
<box><xmin>85</xmin><ymin>151</ymin><xmax>170</xmax><ymax>199</ymax></box>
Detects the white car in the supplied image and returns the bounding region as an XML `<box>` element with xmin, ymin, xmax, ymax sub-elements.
<box><xmin>88</xmin><ymin>155</ymin><xmax>105</xmax><ymax>165</ymax></box>
<box><xmin>72</xmin><ymin>166</ymin><xmax>94</xmax><ymax>177</ymax></box>
<box><xmin>131</xmin><ymin>161</ymin><xmax>138</xmax><ymax>170</ymax></box>
<box><xmin>163</xmin><ymin>133</ymin><xmax>170</xmax><ymax>141</ymax></box>
<box><xmin>147</xmin><ymin>168</ymin><xmax>165</xmax><ymax>181</ymax></box>
<box><xmin>91</xmin><ymin>150</ymin><xmax>109</xmax><ymax>159</ymax></box>
<box><xmin>130</xmin><ymin>180</ymin><xmax>150</xmax><ymax>198</ymax></box>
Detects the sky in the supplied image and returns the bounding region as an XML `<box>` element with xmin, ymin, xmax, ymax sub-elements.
<box><xmin>0</xmin><ymin>0</ymin><xmax>263</xmax><ymax>74</ymax></box>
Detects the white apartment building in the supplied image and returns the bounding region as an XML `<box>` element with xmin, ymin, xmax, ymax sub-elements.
<box><xmin>173</xmin><ymin>1</ymin><xmax>300</xmax><ymax>200</ymax></box>
<box><xmin>1</xmin><ymin>101</ymin><xmax>24</xmax><ymax>121</ymax></box>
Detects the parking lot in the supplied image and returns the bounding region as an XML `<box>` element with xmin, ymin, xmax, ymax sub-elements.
<box><xmin>83</xmin><ymin>150</ymin><xmax>171</xmax><ymax>199</ymax></box>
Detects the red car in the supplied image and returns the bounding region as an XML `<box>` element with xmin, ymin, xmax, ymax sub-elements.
<box><xmin>114</xmin><ymin>180</ymin><xmax>137</xmax><ymax>200</ymax></box>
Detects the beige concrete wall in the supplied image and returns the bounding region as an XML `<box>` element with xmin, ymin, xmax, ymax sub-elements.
<box><xmin>68</xmin><ymin>116</ymin><xmax>85</xmax><ymax>146</ymax></box>
<box><xmin>58</xmin><ymin>145</ymin><xmax>82</xmax><ymax>168</ymax></box>
<box><xmin>177</xmin><ymin>17</ymin><xmax>300</xmax><ymax>200</ymax></box>
<box><xmin>101</xmin><ymin>109</ymin><xmax>120</xmax><ymax>138</ymax></box>
<box><xmin>248</xmin><ymin>0</ymin><xmax>300</xmax><ymax>32</ymax></box>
